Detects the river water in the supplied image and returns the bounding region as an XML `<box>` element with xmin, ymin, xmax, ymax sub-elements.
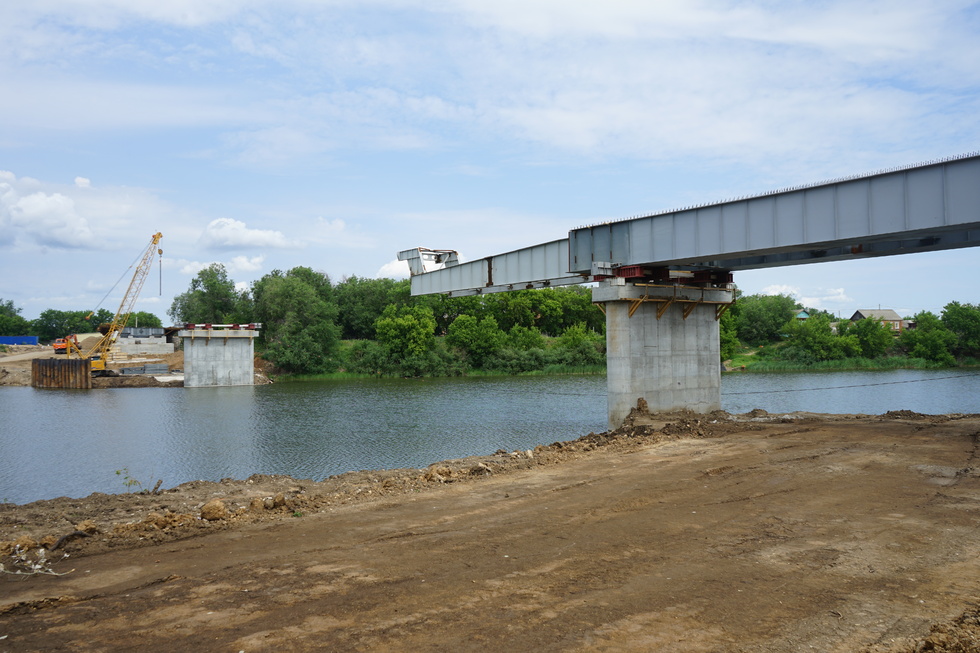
<box><xmin>1</xmin><ymin>369</ymin><xmax>978</xmax><ymax>504</ymax></box>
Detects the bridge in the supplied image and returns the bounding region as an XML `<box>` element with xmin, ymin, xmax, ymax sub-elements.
<box><xmin>399</xmin><ymin>153</ymin><xmax>980</xmax><ymax>427</ymax></box>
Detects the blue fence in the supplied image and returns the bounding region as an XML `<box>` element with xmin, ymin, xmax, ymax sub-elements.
<box><xmin>0</xmin><ymin>336</ymin><xmax>39</xmax><ymax>345</ymax></box>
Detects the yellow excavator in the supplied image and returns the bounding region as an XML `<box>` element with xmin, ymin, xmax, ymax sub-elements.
<box><xmin>66</xmin><ymin>232</ymin><xmax>163</xmax><ymax>374</ymax></box>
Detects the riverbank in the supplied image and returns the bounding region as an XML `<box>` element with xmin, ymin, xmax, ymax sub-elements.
<box><xmin>724</xmin><ymin>346</ymin><xmax>979</xmax><ymax>374</ymax></box>
<box><xmin>3</xmin><ymin>409</ymin><xmax>980</xmax><ymax>651</ymax></box>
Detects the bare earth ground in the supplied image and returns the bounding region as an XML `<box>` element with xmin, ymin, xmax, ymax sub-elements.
<box><xmin>3</xmin><ymin>348</ymin><xmax>980</xmax><ymax>651</ymax></box>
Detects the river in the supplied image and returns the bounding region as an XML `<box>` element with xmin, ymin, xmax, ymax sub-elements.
<box><xmin>1</xmin><ymin>369</ymin><xmax>978</xmax><ymax>504</ymax></box>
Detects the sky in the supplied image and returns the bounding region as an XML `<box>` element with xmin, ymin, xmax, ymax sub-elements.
<box><xmin>1</xmin><ymin>0</ymin><xmax>979</xmax><ymax>324</ymax></box>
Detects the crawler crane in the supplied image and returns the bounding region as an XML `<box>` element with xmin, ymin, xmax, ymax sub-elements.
<box><xmin>66</xmin><ymin>232</ymin><xmax>163</xmax><ymax>374</ymax></box>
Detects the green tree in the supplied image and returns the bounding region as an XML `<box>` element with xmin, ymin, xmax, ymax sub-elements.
<box><xmin>31</xmin><ymin>310</ymin><xmax>106</xmax><ymax>342</ymax></box>
<box><xmin>508</xmin><ymin>325</ymin><xmax>546</xmax><ymax>350</ymax></box>
<box><xmin>129</xmin><ymin>311</ymin><xmax>163</xmax><ymax>328</ymax></box>
<box><xmin>0</xmin><ymin>299</ymin><xmax>31</xmax><ymax>336</ymax></box>
<box><xmin>483</xmin><ymin>292</ymin><xmax>536</xmax><ymax>332</ymax></box>
<box><xmin>445</xmin><ymin>314</ymin><xmax>507</xmax><ymax>367</ymax></box>
<box><xmin>333</xmin><ymin>276</ymin><xmax>410</xmax><ymax>340</ymax></box>
<box><xmin>552</xmin><ymin>322</ymin><xmax>605</xmax><ymax>366</ymax></box>
<box><xmin>526</xmin><ymin>290</ymin><xmax>566</xmax><ymax>336</ymax></box>
<box><xmin>418</xmin><ymin>294</ymin><xmax>485</xmax><ymax>335</ymax></box>
<box><xmin>719</xmin><ymin>309</ymin><xmax>740</xmax><ymax>362</ymax></box>
<box><xmin>900</xmin><ymin>311</ymin><xmax>957</xmax><ymax>366</ymax></box>
<box><xmin>551</xmin><ymin>286</ymin><xmax>605</xmax><ymax>334</ymax></box>
<box><xmin>782</xmin><ymin>314</ymin><xmax>860</xmax><ymax>362</ymax></box>
<box><xmin>838</xmin><ymin>317</ymin><xmax>894</xmax><ymax>358</ymax></box>
<box><xmin>374</xmin><ymin>304</ymin><xmax>437</xmax><ymax>360</ymax></box>
<box><xmin>479</xmin><ymin>287</ymin><xmax>604</xmax><ymax>335</ymax></box>
<box><xmin>252</xmin><ymin>267</ymin><xmax>341</xmax><ymax>374</ymax></box>
<box><xmin>87</xmin><ymin>308</ymin><xmax>115</xmax><ymax>331</ymax></box>
<box><xmin>941</xmin><ymin>301</ymin><xmax>980</xmax><ymax>357</ymax></box>
<box><xmin>735</xmin><ymin>294</ymin><xmax>799</xmax><ymax>345</ymax></box>
<box><xmin>168</xmin><ymin>264</ymin><xmax>246</xmax><ymax>324</ymax></box>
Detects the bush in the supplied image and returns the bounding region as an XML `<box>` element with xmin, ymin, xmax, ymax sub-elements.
<box><xmin>340</xmin><ymin>340</ymin><xmax>394</xmax><ymax>375</ymax></box>
<box><xmin>446</xmin><ymin>315</ymin><xmax>506</xmax><ymax>368</ymax></box>
<box><xmin>899</xmin><ymin>311</ymin><xmax>957</xmax><ymax>367</ymax></box>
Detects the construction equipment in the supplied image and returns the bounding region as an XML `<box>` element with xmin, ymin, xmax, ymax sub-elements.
<box><xmin>66</xmin><ymin>232</ymin><xmax>163</xmax><ymax>373</ymax></box>
<box><xmin>52</xmin><ymin>335</ymin><xmax>79</xmax><ymax>354</ymax></box>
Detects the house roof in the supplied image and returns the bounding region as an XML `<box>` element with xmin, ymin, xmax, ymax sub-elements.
<box><xmin>850</xmin><ymin>309</ymin><xmax>903</xmax><ymax>322</ymax></box>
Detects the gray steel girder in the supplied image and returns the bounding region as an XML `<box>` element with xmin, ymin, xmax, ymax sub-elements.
<box><xmin>570</xmin><ymin>153</ymin><xmax>980</xmax><ymax>273</ymax></box>
<box><xmin>403</xmin><ymin>152</ymin><xmax>980</xmax><ymax>296</ymax></box>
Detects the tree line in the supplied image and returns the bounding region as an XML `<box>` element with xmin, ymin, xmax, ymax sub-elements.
<box><xmin>0</xmin><ymin>298</ymin><xmax>162</xmax><ymax>343</ymax></box>
<box><xmin>721</xmin><ymin>293</ymin><xmax>980</xmax><ymax>368</ymax></box>
<box><xmin>5</xmin><ymin>267</ymin><xmax>978</xmax><ymax>374</ymax></box>
<box><xmin>165</xmin><ymin>264</ymin><xmax>606</xmax><ymax>376</ymax></box>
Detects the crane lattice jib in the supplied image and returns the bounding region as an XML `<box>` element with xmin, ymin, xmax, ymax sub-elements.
<box><xmin>83</xmin><ymin>232</ymin><xmax>163</xmax><ymax>364</ymax></box>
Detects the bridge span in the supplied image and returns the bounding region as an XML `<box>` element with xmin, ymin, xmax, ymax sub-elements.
<box><xmin>399</xmin><ymin>153</ymin><xmax>980</xmax><ymax>427</ymax></box>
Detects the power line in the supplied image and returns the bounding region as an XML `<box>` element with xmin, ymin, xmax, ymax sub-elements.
<box><xmin>723</xmin><ymin>372</ymin><xmax>980</xmax><ymax>396</ymax></box>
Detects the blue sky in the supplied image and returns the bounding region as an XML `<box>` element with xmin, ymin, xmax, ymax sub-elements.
<box><xmin>1</xmin><ymin>0</ymin><xmax>979</xmax><ymax>323</ymax></box>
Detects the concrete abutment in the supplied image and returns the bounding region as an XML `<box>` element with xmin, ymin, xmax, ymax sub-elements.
<box><xmin>179</xmin><ymin>328</ymin><xmax>258</xmax><ymax>387</ymax></box>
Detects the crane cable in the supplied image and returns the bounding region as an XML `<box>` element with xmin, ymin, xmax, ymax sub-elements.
<box><xmin>89</xmin><ymin>246</ymin><xmax>148</xmax><ymax>318</ymax></box>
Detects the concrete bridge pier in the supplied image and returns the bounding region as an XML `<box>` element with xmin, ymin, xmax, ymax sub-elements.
<box><xmin>178</xmin><ymin>325</ymin><xmax>260</xmax><ymax>388</ymax></box>
<box><xmin>593</xmin><ymin>280</ymin><xmax>735</xmax><ymax>429</ymax></box>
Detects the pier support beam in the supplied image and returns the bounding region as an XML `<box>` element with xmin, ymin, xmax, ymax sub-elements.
<box><xmin>593</xmin><ymin>280</ymin><xmax>734</xmax><ymax>429</ymax></box>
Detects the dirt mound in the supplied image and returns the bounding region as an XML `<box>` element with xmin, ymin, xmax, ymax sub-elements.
<box><xmin>154</xmin><ymin>351</ymin><xmax>185</xmax><ymax>370</ymax></box>
<box><xmin>864</xmin><ymin>608</ymin><xmax>980</xmax><ymax>652</ymax></box>
<box><xmin>0</xmin><ymin>345</ymin><xmax>46</xmax><ymax>357</ymax></box>
<box><xmin>0</xmin><ymin>367</ymin><xmax>30</xmax><ymax>386</ymax></box>
<box><xmin>77</xmin><ymin>336</ymin><xmax>103</xmax><ymax>350</ymax></box>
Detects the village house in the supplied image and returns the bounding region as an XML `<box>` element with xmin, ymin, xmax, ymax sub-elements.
<box><xmin>849</xmin><ymin>309</ymin><xmax>906</xmax><ymax>332</ymax></box>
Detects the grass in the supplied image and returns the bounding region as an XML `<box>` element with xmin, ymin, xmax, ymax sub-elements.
<box><xmin>276</xmin><ymin>364</ymin><xmax>607</xmax><ymax>382</ymax></box>
<box><xmin>727</xmin><ymin>355</ymin><xmax>945</xmax><ymax>373</ymax></box>
<box><xmin>284</xmin><ymin>371</ymin><xmax>385</xmax><ymax>381</ymax></box>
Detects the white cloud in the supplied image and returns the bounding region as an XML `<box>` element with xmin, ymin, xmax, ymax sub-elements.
<box><xmin>376</xmin><ymin>259</ymin><xmax>410</xmax><ymax>279</ymax></box>
<box><xmin>0</xmin><ymin>184</ymin><xmax>95</xmax><ymax>248</ymax></box>
<box><xmin>200</xmin><ymin>218</ymin><xmax>301</xmax><ymax>249</ymax></box>
<box><xmin>0</xmin><ymin>76</ymin><xmax>258</xmax><ymax>132</ymax></box>
<box><xmin>222</xmin><ymin>125</ymin><xmax>328</xmax><ymax>166</ymax></box>
<box><xmin>311</xmin><ymin>217</ymin><xmax>375</xmax><ymax>249</ymax></box>
<box><xmin>174</xmin><ymin>254</ymin><xmax>265</xmax><ymax>277</ymax></box>
<box><xmin>0</xmin><ymin>170</ymin><xmax>189</xmax><ymax>251</ymax></box>
<box><xmin>759</xmin><ymin>283</ymin><xmax>853</xmax><ymax>311</ymax></box>
<box><xmin>227</xmin><ymin>255</ymin><xmax>266</xmax><ymax>273</ymax></box>
<box><xmin>12</xmin><ymin>0</ymin><xmax>255</xmax><ymax>30</ymax></box>
<box><xmin>177</xmin><ymin>260</ymin><xmax>210</xmax><ymax>276</ymax></box>
<box><xmin>760</xmin><ymin>284</ymin><xmax>800</xmax><ymax>298</ymax></box>
<box><xmin>4</xmin><ymin>1</ymin><xmax>977</xmax><ymax>169</ymax></box>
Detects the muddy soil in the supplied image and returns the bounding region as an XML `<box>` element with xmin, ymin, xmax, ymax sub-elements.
<box><xmin>3</xmin><ymin>409</ymin><xmax>980</xmax><ymax>651</ymax></box>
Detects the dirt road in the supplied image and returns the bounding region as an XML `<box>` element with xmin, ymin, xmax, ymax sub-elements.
<box><xmin>3</xmin><ymin>412</ymin><xmax>980</xmax><ymax>651</ymax></box>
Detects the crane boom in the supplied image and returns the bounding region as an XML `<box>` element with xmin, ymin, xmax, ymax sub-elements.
<box><xmin>67</xmin><ymin>232</ymin><xmax>163</xmax><ymax>372</ymax></box>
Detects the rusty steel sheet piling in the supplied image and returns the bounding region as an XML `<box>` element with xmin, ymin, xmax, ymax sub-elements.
<box><xmin>31</xmin><ymin>358</ymin><xmax>92</xmax><ymax>389</ymax></box>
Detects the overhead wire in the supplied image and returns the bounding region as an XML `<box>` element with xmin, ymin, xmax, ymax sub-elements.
<box><xmin>722</xmin><ymin>371</ymin><xmax>980</xmax><ymax>396</ymax></box>
<box><xmin>446</xmin><ymin>371</ymin><xmax>980</xmax><ymax>398</ymax></box>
